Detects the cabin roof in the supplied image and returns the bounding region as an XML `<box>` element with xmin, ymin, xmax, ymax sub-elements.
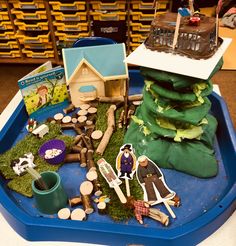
<box><xmin>62</xmin><ymin>43</ymin><xmax>128</xmax><ymax>82</ymax></box>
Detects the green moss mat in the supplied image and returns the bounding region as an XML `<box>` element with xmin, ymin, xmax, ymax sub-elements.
<box><xmin>0</xmin><ymin>123</ymin><xmax>74</xmax><ymax>197</ymax></box>
<box><xmin>93</xmin><ymin>103</ymin><xmax>143</xmax><ymax>221</ymax></box>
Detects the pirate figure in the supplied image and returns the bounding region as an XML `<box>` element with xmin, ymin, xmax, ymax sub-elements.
<box><xmin>137</xmin><ymin>155</ymin><xmax>175</xmax><ymax>205</ymax></box>
<box><xmin>116</xmin><ymin>144</ymin><xmax>136</xmax><ymax>179</ymax></box>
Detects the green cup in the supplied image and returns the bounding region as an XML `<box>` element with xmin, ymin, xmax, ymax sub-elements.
<box><xmin>32</xmin><ymin>171</ymin><xmax>68</xmax><ymax>214</ymax></box>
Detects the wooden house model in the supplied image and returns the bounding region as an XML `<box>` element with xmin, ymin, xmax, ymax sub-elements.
<box><xmin>62</xmin><ymin>43</ymin><xmax>128</xmax><ymax>107</ymax></box>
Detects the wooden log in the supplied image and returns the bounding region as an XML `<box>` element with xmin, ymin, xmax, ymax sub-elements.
<box><xmin>78</xmin><ymin>115</ymin><xmax>87</xmax><ymax>123</ymax></box>
<box><xmin>71</xmin><ymin>208</ymin><xmax>86</xmax><ymax>221</ymax></box>
<box><xmin>46</xmin><ymin>117</ymin><xmax>56</xmax><ymax>124</ymax></box>
<box><xmin>99</xmin><ymin>96</ymin><xmax>124</xmax><ymax>103</ymax></box>
<box><xmin>86</xmin><ymin>170</ymin><xmax>98</xmax><ymax>181</ymax></box>
<box><xmin>64</xmin><ymin>153</ymin><xmax>80</xmax><ymax>163</ymax></box>
<box><xmin>92</xmin><ymin>179</ymin><xmax>102</xmax><ymax>197</ymax></box>
<box><xmin>91</xmin><ymin>130</ymin><xmax>103</xmax><ymax>140</ymax></box>
<box><xmin>80</xmin><ymin>181</ymin><xmax>94</xmax><ymax>214</ymax></box>
<box><xmin>80</xmin><ymin>147</ymin><xmax>87</xmax><ymax>167</ymax></box>
<box><xmin>54</xmin><ymin>113</ymin><xmax>64</xmax><ymax>121</ymax></box>
<box><xmin>118</xmin><ymin>110</ymin><xmax>124</xmax><ymax>128</ymax></box>
<box><xmin>62</xmin><ymin>115</ymin><xmax>72</xmax><ymax>124</ymax></box>
<box><xmin>86</xmin><ymin>125</ymin><xmax>95</xmax><ymax>138</ymax></box>
<box><xmin>63</xmin><ymin>103</ymin><xmax>75</xmax><ymax>114</ymax></box>
<box><xmin>87</xmin><ymin>149</ymin><xmax>96</xmax><ymax>171</ymax></box>
<box><xmin>73</xmin><ymin>135</ymin><xmax>83</xmax><ymax>145</ymax></box>
<box><xmin>71</xmin><ymin>145</ymin><xmax>82</xmax><ymax>153</ymax></box>
<box><xmin>71</xmin><ymin>113</ymin><xmax>78</xmax><ymax>124</ymax></box>
<box><xmin>96</xmin><ymin>105</ymin><xmax>116</xmax><ymax>155</ymax></box>
<box><xmin>69</xmin><ymin>196</ymin><xmax>82</xmax><ymax>207</ymax></box>
<box><xmin>81</xmin><ymin>194</ymin><xmax>94</xmax><ymax>214</ymax></box>
<box><xmin>128</xmin><ymin>94</ymin><xmax>143</xmax><ymax>102</ymax></box>
<box><xmin>80</xmin><ymin>180</ymin><xmax>94</xmax><ymax>195</ymax></box>
<box><xmin>97</xmin><ymin>201</ymin><xmax>107</xmax><ymax>215</ymax></box>
<box><xmin>74</xmin><ymin>125</ymin><xmax>83</xmax><ymax>135</ymax></box>
<box><xmin>61</xmin><ymin>122</ymin><xmax>75</xmax><ymax>130</ymax></box>
<box><xmin>82</xmin><ymin>135</ymin><xmax>94</xmax><ymax>151</ymax></box>
<box><xmin>58</xmin><ymin>208</ymin><xmax>71</xmax><ymax>220</ymax></box>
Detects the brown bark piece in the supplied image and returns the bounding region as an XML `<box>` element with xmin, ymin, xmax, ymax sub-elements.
<box><xmin>96</xmin><ymin>105</ymin><xmax>116</xmax><ymax>155</ymax></box>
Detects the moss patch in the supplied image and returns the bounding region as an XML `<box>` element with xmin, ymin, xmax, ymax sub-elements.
<box><xmin>93</xmin><ymin>103</ymin><xmax>143</xmax><ymax>221</ymax></box>
<box><xmin>0</xmin><ymin>123</ymin><xmax>74</xmax><ymax>197</ymax></box>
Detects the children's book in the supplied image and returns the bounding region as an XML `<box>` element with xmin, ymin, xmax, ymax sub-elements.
<box><xmin>18</xmin><ymin>62</ymin><xmax>69</xmax><ymax>117</ymax></box>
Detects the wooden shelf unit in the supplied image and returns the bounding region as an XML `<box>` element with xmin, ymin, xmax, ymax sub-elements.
<box><xmin>0</xmin><ymin>0</ymin><xmax>171</xmax><ymax>64</ymax></box>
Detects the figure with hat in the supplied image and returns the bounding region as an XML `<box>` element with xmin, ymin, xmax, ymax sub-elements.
<box><xmin>116</xmin><ymin>144</ymin><xmax>136</xmax><ymax>180</ymax></box>
<box><xmin>136</xmin><ymin>155</ymin><xmax>175</xmax><ymax>205</ymax></box>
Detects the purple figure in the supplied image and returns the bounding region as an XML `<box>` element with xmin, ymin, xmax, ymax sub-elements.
<box><xmin>116</xmin><ymin>144</ymin><xmax>136</xmax><ymax>179</ymax></box>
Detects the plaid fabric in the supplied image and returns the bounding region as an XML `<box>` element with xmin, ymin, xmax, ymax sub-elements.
<box><xmin>134</xmin><ymin>200</ymin><xmax>149</xmax><ymax>222</ymax></box>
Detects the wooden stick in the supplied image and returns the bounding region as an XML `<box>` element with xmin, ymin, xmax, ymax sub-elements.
<box><xmin>63</xmin><ymin>103</ymin><xmax>75</xmax><ymax>114</ymax></box>
<box><xmin>172</xmin><ymin>13</ymin><xmax>181</xmax><ymax>50</ymax></box>
<box><xmin>58</xmin><ymin>208</ymin><xmax>71</xmax><ymax>220</ymax></box>
<box><xmin>113</xmin><ymin>184</ymin><xmax>127</xmax><ymax>204</ymax></box>
<box><xmin>215</xmin><ymin>14</ymin><xmax>219</xmax><ymax>46</ymax></box>
<box><xmin>69</xmin><ymin>196</ymin><xmax>82</xmax><ymax>207</ymax></box>
<box><xmin>118</xmin><ymin>110</ymin><xmax>124</xmax><ymax>129</ymax></box>
<box><xmin>86</xmin><ymin>170</ymin><xmax>98</xmax><ymax>181</ymax></box>
<box><xmin>80</xmin><ymin>181</ymin><xmax>94</xmax><ymax>214</ymax></box>
<box><xmin>73</xmin><ymin>135</ymin><xmax>83</xmax><ymax>145</ymax></box>
<box><xmin>81</xmin><ymin>194</ymin><xmax>94</xmax><ymax>214</ymax></box>
<box><xmin>163</xmin><ymin>200</ymin><xmax>176</xmax><ymax>218</ymax></box>
<box><xmin>80</xmin><ymin>148</ymin><xmax>87</xmax><ymax>167</ymax></box>
<box><xmin>128</xmin><ymin>94</ymin><xmax>143</xmax><ymax>101</ymax></box>
<box><xmin>74</xmin><ymin>125</ymin><xmax>83</xmax><ymax>135</ymax></box>
<box><xmin>96</xmin><ymin>105</ymin><xmax>116</xmax><ymax>155</ymax></box>
<box><xmin>61</xmin><ymin>122</ymin><xmax>75</xmax><ymax>130</ymax></box>
<box><xmin>92</xmin><ymin>179</ymin><xmax>103</xmax><ymax>197</ymax></box>
<box><xmin>99</xmin><ymin>96</ymin><xmax>124</xmax><ymax>103</ymax></box>
<box><xmin>125</xmin><ymin>178</ymin><xmax>131</xmax><ymax>197</ymax></box>
<box><xmin>64</xmin><ymin>153</ymin><xmax>80</xmax><ymax>163</ymax></box>
<box><xmin>87</xmin><ymin>149</ymin><xmax>96</xmax><ymax>171</ymax></box>
<box><xmin>85</xmin><ymin>125</ymin><xmax>95</xmax><ymax>138</ymax></box>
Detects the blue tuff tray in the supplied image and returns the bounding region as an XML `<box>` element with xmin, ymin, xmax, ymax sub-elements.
<box><xmin>0</xmin><ymin>70</ymin><xmax>235</xmax><ymax>246</ymax></box>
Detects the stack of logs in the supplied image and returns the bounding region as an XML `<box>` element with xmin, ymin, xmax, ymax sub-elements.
<box><xmin>48</xmin><ymin>96</ymin><xmax>142</xmax><ymax>220</ymax></box>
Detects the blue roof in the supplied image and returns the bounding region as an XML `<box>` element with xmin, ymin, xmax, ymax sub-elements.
<box><xmin>62</xmin><ymin>43</ymin><xmax>128</xmax><ymax>81</ymax></box>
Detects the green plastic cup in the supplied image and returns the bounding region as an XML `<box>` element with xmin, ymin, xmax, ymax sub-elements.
<box><xmin>32</xmin><ymin>171</ymin><xmax>68</xmax><ymax>214</ymax></box>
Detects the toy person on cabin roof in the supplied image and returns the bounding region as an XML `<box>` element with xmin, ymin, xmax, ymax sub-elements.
<box><xmin>116</xmin><ymin>144</ymin><xmax>136</xmax><ymax>179</ymax></box>
<box><xmin>137</xmin><ymin>155</ymin><xmax>175</xmax><ymax>205</ymax></box>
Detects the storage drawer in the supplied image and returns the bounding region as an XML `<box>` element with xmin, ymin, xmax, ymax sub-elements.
<box><xmin>131</xmin><ymin>11</ymin><xmax>165</xmax><ymax>21</ymax></box>
<box><xmin>22</xmin><ymin>48</ymin><xmax>54</xmax><ymax>58</ymax></box>
<box><xmin>11</xmin><ymin>9</ymin><xmax>47</xmax><ymax>20</ymax></box>
<box><xmin>90</xmin><ymin>1</ymin><xmax>126</xmax><ymax>10</ymax></box>
<box><xmin>55</xmin><ymin>31</ymin><xmax>89</xmax><ymax>42</ymax></box>
<box><xmin>0</xmin><ymin>10</ymin><xmax>9</xmax><ymax>20</ymax></box>
<box><xmin>0</xmin><ymin>41</ymin><xmax>18</xmax><ymax>49</ymax></box>
<box><xmin>0</xmin><ymin>21</ymin><xmax>13</xmax><ymax>30</ymax></box>
<box><xmin>53</xmin><ymin>21</ymin><xmax>88</xmax><ymax>32</ymax></box>
<box><xmin>49</xmin><ymin>1</ymin><xmax>86</xmax><ymax>11</ymax></box>
<box><xmin>14</xmin><ymin>20</ymin><xmax>48</xmax><ymax>31</ymax></box>
<box><xmin>9</xmin><ymin>0</ymin><xmax>45</xmax><ymax>9</ymax></box>
<box><xmin>16</xmin><ymin>30</ymin><xmax>50</xmax><ymax>44</ymax></box>
<box><xmin>91</xmin><ymin>11</ymin><xmax>126</xmax><ymax>21</ymax></box>
<box><xmin>0</xmin><ymin>31</ymin><xmax>15</xmax><ymax>39</ymax></box>
<box><xmin>0</xmin><ymin>1</ymin><xmax>7</xmax><ymax>9</ymax></box>
<box><xmin>130</xmin><ymin>33</ymin><xmax>148</xmax><ymax>43</ymax></box>
<box><xmin>51</xmin><ymin>11</ymin><xmax>87</xmax><ymax>21</ymax></box>
<box><xmin>131</xmin><ymin>0</ymin><xmax>170</xmax><ymax>10</ymax></box>
<box><xmin>0</xmin><ymin>50</ymin><xmax>21</xmax><ymax>57</ymax></box>
<box><xmin>24</xmin><ymin>42</ymin><xmax>53</xmax><ymax>49</ymax></box>
<box><xmin>130</xmin><ymin>22</ymin><xmax>150</xmax><ymax>32</ymax></box>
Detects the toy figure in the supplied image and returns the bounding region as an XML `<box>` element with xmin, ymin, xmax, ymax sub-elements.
<box><xmin>11</xmin><ymin>153</ymin><xmax>36</xmax><ymax>176</ymax></box>
<box><xmin>36</xmin><ymin>85</ymin><xmax>50</xmax><ymax>107</ymax></box>
<box><xmin>26</xmin><ymin>118</ymin><xmax>37</xmax><ymax>132</ymax></box>
<box><xmin>127</xmin><ymin>197</ymin><xmax>169</xmax><ymax>226</ymax></box>
<box><xmin>97</xmin><ymin>158</ymin><xmax>127</xmax><ymax>204</ymax></box>
<box><xmin>116</xmin><ymin>144</ymin><xmax>136</xmax><ymax>179</ymax></box>
<box><xmin>136</xmin><ymin>155</ymin><xmax>175</xmax><ymax>205</ymax></box>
